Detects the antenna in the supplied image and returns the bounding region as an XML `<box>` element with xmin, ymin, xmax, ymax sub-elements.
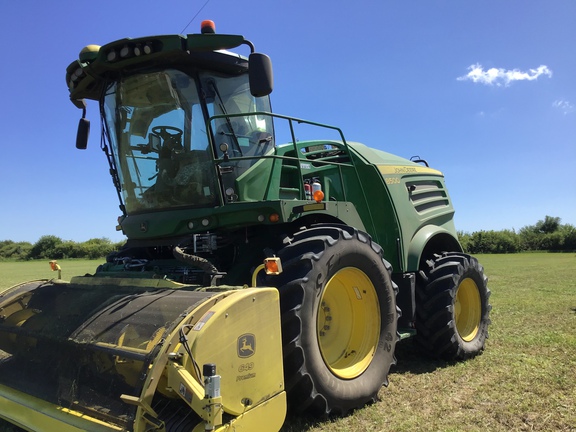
<box><xmin>180</xmin><ymin>0</ymin><xmax>213</xmax><ymax>34</ymax></box>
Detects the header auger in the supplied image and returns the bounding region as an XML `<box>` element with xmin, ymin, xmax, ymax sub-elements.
<box><xmin>0</xmin><ymin>20</ymin><xmax>490</xmax><ymax>432</ymax></box>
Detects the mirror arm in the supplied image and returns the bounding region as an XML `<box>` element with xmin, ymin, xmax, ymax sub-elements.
<box><xmin>242</xmin><ymin>40</ymin><xmax>256</xmax><ymax>53</ymax></box>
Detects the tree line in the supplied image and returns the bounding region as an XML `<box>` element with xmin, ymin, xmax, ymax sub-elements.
<box><xmin>0</xmin><ymin>216</ymin><xmax>574</xmax><ymax>260</ymax></box>
<box><xmin>459</xmin><ymin>216</ymin><xmax>576</xmax><ymax>254</ymax></box>
<box><xmin>0</xmin><ymin>236</ymin><xmax>124</xmax><ymax>260</ymax></box>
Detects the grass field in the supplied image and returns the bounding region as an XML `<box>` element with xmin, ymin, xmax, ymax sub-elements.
<box><xmin>0</xmin><ymin>253</ymin><xmax>574</xmax><ymax>431</ymax></box>
<box><xmin>282</xmin><ymin>253</ymin><xmax>576</xmax><ymax>432</ymax></box>
<box><xmin>0</xmin><ymin>259</ymin><xmax>102</xmax><ymax>291</ymax></box>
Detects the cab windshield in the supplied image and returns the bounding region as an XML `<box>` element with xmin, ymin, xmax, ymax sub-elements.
<box><xmin>102</xmin><ymin>68</ymin><xmax>274</xmax><ymax>214</ymax></box>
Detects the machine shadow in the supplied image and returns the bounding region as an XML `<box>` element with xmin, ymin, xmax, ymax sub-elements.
<box><xmin>278</xmin><ymin>339</ymin><xmax>452</xmax><ymax>431</ymax></box>
<box><xmin>389</xmin><ymin>339</ymin><xmax>453</xmax><ymax>375</ymax></box>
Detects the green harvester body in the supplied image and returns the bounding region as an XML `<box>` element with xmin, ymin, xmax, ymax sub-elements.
<box><xmin>0</xmin><ymin>24</ymin><xmax>491</xmax><ymax>432</ymax></box>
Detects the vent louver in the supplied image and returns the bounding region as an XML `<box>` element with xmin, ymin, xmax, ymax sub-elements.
<box><xmin>407</xmin><ymin>180</ymin><xmax>449</xmax><ymax>213</ymax></box>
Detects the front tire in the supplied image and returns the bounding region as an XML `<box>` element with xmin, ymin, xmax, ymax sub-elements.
<box><xmin>267</xmin><ymin>225</ymin><xmax>399</xmax><ymax>416</ymax></box>
<box><xmin>415</xmin><ymin>252</ymin><xmax>491</xmax><ymax>360</ymax></box>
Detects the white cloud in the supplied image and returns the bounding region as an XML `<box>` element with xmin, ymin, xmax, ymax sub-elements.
<box><xmin>457</xmin><ymin>64</ymin><xmax>552</xmax><ymax>86</ymax></box>
<box><xmin>552</xmin><ymin>99</ymin><xmax>574</xmax><ymax>114</ymax></box>
<box><xmin>475</xmin><ymin>108</ymin><xmax>505</xmax><ymax>119</ymax></box>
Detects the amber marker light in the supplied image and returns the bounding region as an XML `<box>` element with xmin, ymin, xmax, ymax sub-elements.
<box><xmin>269</xmin><ymin>213</ymin><xmax>280</xmax><ymax>223</ymax></box>
<box><xmin>49</xmin><ymin>260</ymin><xmax>62</xmax><ymax>279</ymax></box>
<box><xmin>264</xmin><ymin>257</ymin><xmax>283</xmax><ymax>275</ymax></box>
<box><xmin>313</xmin><ymin>190</ymin><xmax>325</xmax><ymax>203</ymax></box>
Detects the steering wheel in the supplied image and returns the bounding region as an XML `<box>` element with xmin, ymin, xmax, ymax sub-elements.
<box><xmin>152</xmin><ymin>126</ymin><xmax>183</xmax><ymax>139</ymax></box>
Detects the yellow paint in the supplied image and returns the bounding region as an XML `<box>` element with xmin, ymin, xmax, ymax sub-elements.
<box><xmin>378</xmin><ymin>165</ymin><xmax>443</xmax><ymax>176</ymax></box>
<box><xmin>0</xmin><ymin>287</ymin><xmax>287</xmax><ymax>432</ymax></box>
<box><xmin>317</xmin><ymin>267</ymin><xmax>380</xmax><ymax>379</ymax></box>
<box><xmin>454</xmin><ymin>278</ymin><xmax>482</xmax><ymax>341</ymax></box>
<box><xmin>191</xmin><ymin>391</ymin><xmax>286</xmax><ymax>432</ymax></box>
<box><xmin>181</xmin><ymin>288</ymin><xmax>285</xmax><ymax>416</ymax></box>
<box><xmin>0</xmin><ymin>383</ymin><xmax>122</xmax><ymax>432</ymax></box>
<box><xmin>302</xmin><ymin>203</ymin><xmax>326</xmax><ymax>212</ymax></box>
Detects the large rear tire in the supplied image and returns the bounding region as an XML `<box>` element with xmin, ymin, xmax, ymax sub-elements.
<box><xmin>267</xmin><ymin>225</ymin><xmax>398</xmax><ymax>416</ymax></box>
<box><xmin>415</xmin><ymin>252</ymin><xmax>491</xmax><ymax>360</ymax></box>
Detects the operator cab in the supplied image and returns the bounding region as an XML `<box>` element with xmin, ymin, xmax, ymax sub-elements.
<box><xmin>69</xmin><ymin>22</ymin><xmax>274</xmax><ymax>216</ymax></box>
<box><xmin>102</xmin><ymin>68</ymin><xmax>274</xmax><ymax>213</ymax></box>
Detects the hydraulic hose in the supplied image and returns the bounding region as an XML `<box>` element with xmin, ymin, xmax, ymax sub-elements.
<box><xmin>173</xmin><ymin>246</ymin><xmax>219</xmax><ymax>276</ymax></box>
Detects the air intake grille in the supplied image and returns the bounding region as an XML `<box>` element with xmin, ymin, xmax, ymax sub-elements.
<box><xmin>407</xmin><ymin>180</ymin><xmax>449</xmax><ymax>213</ymax></box>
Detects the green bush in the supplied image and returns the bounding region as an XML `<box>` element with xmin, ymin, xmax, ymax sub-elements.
<box><xmin>0</xmin><ymin>240</ymin><xmax>32</xmax><ymax>260</ymax></box>
<box><xmin>458</xmin><ymin>231</ymin><xmax>472</xmax><ymax>253</ymax></box>
<box><xmin>80</xmin><ymin>238</ymin><xmax>120</xmax><ymax>259</ymax></box>
<box><xmin>4</xmin><ymin>215</ymin><xmax>575</xmax><ymax>259</ymax></box>
<box><xmin>560</xmin><ymin>224</ymin><xmax>576</xmax><ymax>250</ymax></box>
<box><xmin>54</xmin><ymin>241</ymin><xmax>84</xmax><ymax>259</ymax></box>
<box><xmin>458</xmin><ymin>216</ymin><xmax>574</xmax><ymax>254</ymax></box>
<box><xmin>464</xmin><ymin>230</ymin><xmax>521</xmax><ymax>254</ymax></box>
<box><xmin>28</xmin><ymin>235</ymin><xmax>64</xmax><ymax>259</ymax></box>
<box><xmin>2</xmin><ymin>236</ymin><xmax>125</xmax><ymax>261</ymax></box>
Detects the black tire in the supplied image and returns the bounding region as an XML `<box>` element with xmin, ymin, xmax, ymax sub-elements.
<box><xmin>267</xmin><ymin>225</ymin><xmax>399</xmax><ymax>416</ymax></box>
<box><xmin>415</xmin><ymin>252</ymin><xmax>491</xmax><ymax>360</ymax></box>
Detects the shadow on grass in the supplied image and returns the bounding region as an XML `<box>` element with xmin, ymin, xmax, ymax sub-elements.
<box><xmin>280</xmin><ymin>340</ymin><xmax>452</xmax><ymax>431</ymax></box>
<box><xmin>280</xmin><ymin>416</ymin><xmax>325</xmax><ymax>432</ymax></box>
<box><xmin>389</xmin><ymin>339</ymin><xmax>452</xmax><ymax>375</ymax></box>
<box><xmin>0</xmin><ymin>343</ymin><xmax>453</xmax><ymax>432</ymax></box>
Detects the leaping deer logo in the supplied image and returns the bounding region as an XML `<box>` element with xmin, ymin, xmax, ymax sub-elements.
<box><xmin>237</xmin><ymin>333</ymin><xmax>256</xmax><ymax>358</ymax></box>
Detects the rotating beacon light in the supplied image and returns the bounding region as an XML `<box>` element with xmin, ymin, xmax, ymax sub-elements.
<box><xmin>201</xmin><ymin>20</ymin><xmax>216</xmax><ymax>34</ymax></box>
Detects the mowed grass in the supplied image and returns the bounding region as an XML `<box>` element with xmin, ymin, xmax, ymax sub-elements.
<box><xmin>0</xmin><ymin>259</ymin><xmax>102</xmax><ymax>292</ymax></box>
<box><xmin>282</xmin><ymin>253</ymin><xmax>576</xmax><ymax>432</ymax></box>
<box><xmin>0</xmin><ymin>253</ymin><xmax>574</xmax><ymax>431</ymax></box>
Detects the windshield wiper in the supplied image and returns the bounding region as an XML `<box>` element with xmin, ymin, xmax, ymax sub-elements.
<box><xmin>206</xmin><ymin>79</ymin><xmax>243</xmax><ymax>157</ymax></box>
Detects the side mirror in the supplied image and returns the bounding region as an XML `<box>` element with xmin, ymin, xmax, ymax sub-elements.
<box><xmin>73</xmin><ymin>98</ymin><xmax>90</xmax><ymax>149</ymax></box>
<box><xmin>76</xmin><ymin>118</ymin><xmax>90</xmax><ymax>149</ymax></box>
<box><xmin>249</xmin><ymin>53</ymin><xmax>273</xmax><ymax>97</ymax></box>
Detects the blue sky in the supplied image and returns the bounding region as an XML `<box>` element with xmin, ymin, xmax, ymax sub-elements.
<box><xmin>1</xmin><ymin>0</ymin><xmax>574</xmax><ymax>243</ymax></box>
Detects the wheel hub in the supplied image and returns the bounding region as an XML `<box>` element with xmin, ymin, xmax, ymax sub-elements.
<box><xmin>317</xmin><ymin>267</ymin><xmax>380</xmax><ymax>379</ymax></box>
<box><xmin>454</xmin><ymin>277</ymin><xmax>482</xmax><ymax>342</ymax></box>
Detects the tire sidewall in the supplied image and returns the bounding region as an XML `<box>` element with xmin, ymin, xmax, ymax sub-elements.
<box><xmin>453</xmin><ymin>262</ymin><xmax>490</xmax><ymax>355</ymax></box>
<box><xmin>416</xmin><ymin>252</ymin><xmax>491</xmax><ymax>360</ymax></box>
<box><xmin>297</xmin><ymin>233</ymin><xmax>397</xmax><ymax>405</ymax></box>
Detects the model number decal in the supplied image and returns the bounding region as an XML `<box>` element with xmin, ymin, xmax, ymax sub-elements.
<box><xmin>385</xmin><ymin>177</ymin><xmax>401</xmax><ymax>185</ymax></box>
<box><xmin>238</xmin><ymin>362</ymin><xmax>254</xmax><ymax>372</ymax></box>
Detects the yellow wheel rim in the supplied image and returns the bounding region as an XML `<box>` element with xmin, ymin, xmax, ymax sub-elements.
<box><xmin>317</xmin><ymin>267</ymin><xmax>380</xmax><ymax>379</ymax></box>
<box><xmin>454</xmin><ymin>278</ymin><xmax>482</xmax><ymax>342</ymax></box>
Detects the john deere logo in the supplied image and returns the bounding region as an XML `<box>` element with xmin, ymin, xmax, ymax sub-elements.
<box><xmin>237</xmin><ymin>333</ymin><xmax>256</xmax><ymax>358</ymax></box>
